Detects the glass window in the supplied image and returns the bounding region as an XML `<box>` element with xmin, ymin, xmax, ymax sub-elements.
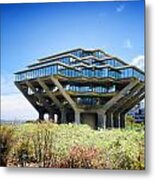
<box><xmin>114</xmin><ymin>59</ymin><xmax>124</xmax><ymax>67</ymax></box>
<box><xmin>71</xmin><ymin>50</ymin><xmax>83</xmax><ymax>57</ymax></box>
<box><xmin>102</xmin><ymin>68</ymin><xmax>108</xmax><ymax>77</ymax></box>
<box><xmin>93</xmin><ymin>51</ymin><xmax>105</xmax><ymax>58</ymax></box>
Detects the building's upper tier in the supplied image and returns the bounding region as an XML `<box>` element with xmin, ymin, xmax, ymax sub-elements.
<box><xmin>27</xmin><ymin>48</ymin><xmax>128</xmax><ymax>69</ymax></box>
<box><xmin>14</xmin><ymin>48</ymin><xmax>145</xmax><ymax>82</ymax></box>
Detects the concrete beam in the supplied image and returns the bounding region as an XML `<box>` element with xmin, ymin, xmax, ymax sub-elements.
<box><xmin>51</xmin><ymin>76</ymin><xmax>78</xmax><ymax>111</ymax></box>
<box><xmin>123</xmin><ymin>93</ymin><xmax>145</xmax><ymax>114</ymax></box>
<box><xmin>112</xmin><ymin>86</ymin><xmax>144</xmax><ymax>128</ymax></box>
<box><xmin>107</xmin><ymin>82</ymin><xmax>144</xmax><ymax>114</ymax></box>
<box><xmin>115</xmin><ymin>87</ymin><xmax>145</xmax><ymax>114</ymax></box>
<box><xmin>15</xmin><ymin>82</ymin><xmax>42</xmax><ymax>113</ymax></box>
<box><xmin>95</xmin><ymin>80</ymin><xmax>139</xmax><ymax>129</ymax></box>
<box><xmin>25</xmin><ymin>81</ymin><xmax>52</xmax><ymax>113</ymax></box>
<box><xmin>37</xmin><ymin>78</ymin><xmax>63</xmax><ymax>109</ymax></box>
<box><xmin>102</xmin><ymin>79</ymin><xmax>139</xmax><ymax>113</ymax></box>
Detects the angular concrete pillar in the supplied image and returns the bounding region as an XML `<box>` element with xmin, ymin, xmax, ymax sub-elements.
<box><xmin>111</xmin><ymin>113</ymin><xmax>114</xmax><ymax>128</ymax></box>
<box><xmin>39</xmin><ymin>112</ymin><xmax>44</xmax><ymax>120</ymax></box>
<box><xmin>102</xmin><ymin>80</ymin><xmax>139</xmax><ymax>113</ymax></box>
<box><xmin>51</xmin><ymin>77</ymin><xmax>77</xmax><ymax>111</ymax></box>
<box><xmin>37</xmin><ymin>78</ymin><xmax>62</xmax><ymax>109</ymax></box>
<box><xmin>106</xmin><ymin>112</ymin><xmax>112</xmax><ymax>128</ymax></box>
<box><xmin>75</xmin><ymin>111</ymin><xmax>80</xmax><ymax>124</ymax></box>
<box><xmin>113</xmin><ymin>113</ymin><xmax>119</xmax><ymax>128</ymax></box>
<box><xmin>60</xmin><ymin>108</ymin><xmax>67</xmax><ymax>123</ymax></box>
<box><xmin>97</xmin><ymin>113</ymin><xmax>104</xmax><ymax>128</ymax></box>
<box><xmin>57</xmin><ymin>111</ymin><xmax>61</xmax><ymax>124</ymax></box>
<box><xmin>103</xmin><ymin>114</ymin><xmax>107</xmax><ymax>129</ymax></box>
<box><xmin>97</xmin><ymin>113</ymin><xmax>107</xmax><ymax>129</ymax></box>
<box><xmin>118</xmin><ymin>113</ymin><xmax>121</xmax><ymax>128</ymax></box>
<box><xmin>49</xmin><ymin>112</ymin><xmax>55</xmax><ymax>122</ymax></box>
<box><xmin>15</xmin><ymin>82</ymin><xmax>41</xmax><ymax>113</ymax></box>
<box><xmin>120</xmin><ymin>113</ymin><xmax>125</xmax><ymax>128</ymax></box>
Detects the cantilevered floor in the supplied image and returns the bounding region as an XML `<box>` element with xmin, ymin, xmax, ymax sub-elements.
<box><xmin>14</xmin><ymin>48</ymin><xmax>145</xmax><ymax>129</ymax></box>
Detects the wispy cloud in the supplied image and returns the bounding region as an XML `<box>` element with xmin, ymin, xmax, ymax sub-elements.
<box><xmin>131</xmin><ymin>55</ymin><xmax>145</xmax><ymax>70</ymax></box>
<box><xmin>1</xmin><ymin>74</ymin><xmax>38</xmax><ymax>120</ymax></box>
<box><xmin>116</xmin><ymin>4</ymin><xmax>125</xmax><ymax>12</ymax></box>
<box><xmin>1</xmin><ymin>93</ymin><xmax>38</xmax><ymax>121</ymax></box>
<box><xmin>1</xmin><ymin>74</ymin><xmax>17</xmax><ymax>95</ymax></box>
<box><xmin>124</xmin><ymin>39</ymin><xmax>133</xmax><ymax>49</ymax></box>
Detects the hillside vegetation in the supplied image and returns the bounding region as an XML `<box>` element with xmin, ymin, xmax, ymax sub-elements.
<box><xmin>0</xmin><ymin>122</ymin><xmax>144</xmax><ymax>169</ymax></box>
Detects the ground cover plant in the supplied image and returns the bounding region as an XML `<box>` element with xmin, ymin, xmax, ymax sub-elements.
<box><xmin>0</xmin><ymin>122</ymin><xmax>144</xmax><ymax>169</ymax></box>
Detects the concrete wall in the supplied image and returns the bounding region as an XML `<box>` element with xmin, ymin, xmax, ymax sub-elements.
<box><xmin>81</xmin><ymin>113</ymin><xmax>97</xmax><ymax>129</ymax></box>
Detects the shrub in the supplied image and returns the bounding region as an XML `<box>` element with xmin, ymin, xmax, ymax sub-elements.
<box><xmin>0</xmin><ymin>125</ymin><xmax>15</xmax><ymax>166</ymax></box>
<box><xmin>108</xmin><ymin>138</ymin><xmax>145</xmax><ymax>170</ymax></box>
<box><xmin>63</xmin><ymin>146</ymin><xmax>107</xmax><ymax>169</ymax></box>
<box><xmin>4</xmin><ymin>122</ymin><xmax>144</xmax><ymax>169</ymax></box>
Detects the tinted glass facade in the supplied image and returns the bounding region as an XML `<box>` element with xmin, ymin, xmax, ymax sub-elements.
<box><xmin>15</xmin><ymin>48</ymin><xmax>145</xmax><ymax>84</ymax></box>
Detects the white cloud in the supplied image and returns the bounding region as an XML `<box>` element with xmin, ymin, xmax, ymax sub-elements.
<box><xmin>1</xmin><ymin>74</ymin><xmax>38</xmax><ymax>121</ymax></box>
<box><xmin>1</xmin><ymin>74</ymin><xmax>17</xmax><ymax>95</ymax></box>
<box><xmin>124</xmin><ymin>39</ymin><xmax>133</xmax><ymax>49</ymax></box>
<box><xmin>116</xmin><ymin>4</ymin><xmax>125</xmax><ymax>12</ymax></box>
<box><xmin>1</xmin><ymin>93</ymin><xmax>38</xmax><ymax>121</ymax></box>
<box><xmin>131</xmin><ymin>55</ymin><xmax>145</xmax><ymax>70</ymax></box>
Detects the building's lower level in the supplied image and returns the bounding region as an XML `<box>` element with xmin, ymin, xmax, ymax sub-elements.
<box><xmin>15</xmin><ymin>75</ymin><xmax>144</xmax><ymax>129</ymax></box>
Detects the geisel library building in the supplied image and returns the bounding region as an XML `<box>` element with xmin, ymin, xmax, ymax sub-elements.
<box><xmin>14</xmin><ymin>48</ymin><xmax>145</xmax><ymax>129</ymax></box>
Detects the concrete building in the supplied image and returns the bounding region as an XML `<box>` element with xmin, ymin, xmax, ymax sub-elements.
<box><xmin>128</xmin><ymin>102</ymin><xmax>145</xmax><ymax>123</ymax></box>
<box><xmin>14</xmin><ymin>48</ymin><xmax>145</xmax><ymax>129</ymax></box>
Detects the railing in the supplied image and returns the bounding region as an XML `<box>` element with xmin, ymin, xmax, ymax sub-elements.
<box><xmin>65</xmin><ymin>85</ymin><xmax>116</xmax><ymax>94</ymax></box>
<box><xmin>15</xmin><ymin>65</ymin><xmax>144</xmax><ymax>82</ymax></box>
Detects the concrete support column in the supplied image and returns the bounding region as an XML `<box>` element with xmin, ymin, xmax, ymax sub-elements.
<box><xmin>111</xmin><ymin>113</ymin><xmax>114</xmax><ymax>129</ymax></box>
<box><xmin>118</xmin><ymin>113</ymin><xmax>121</xmax><ymax>128</ymax></box>
<box><xmin>97</xmin><ymin>112</ymin><xmax>106</xmax><ymax>129</ymax></box>
<box><xmin>106</xmin><ymin>113</ymin><xmax>114</xmax><ymax>129</ymax></box>
<box><xmin>120</xmin><ymin>113</ymin><xmax>125</xmax><ymax>128</ymax></box>
<box><xmin>103</xmin><ymin>114</ymin><xmax>106</xmax><ymax>129</ymax></box>
<box><xmin>60</xmin><ymin>109</ymin><xmax>67</xmax><ymax>123</ymax></box>
<box><xmin>106</xmin><ymin>113</ymin><xmax>112</xmax><ymax>128</ymax></box>
<box><xmin>49</xmin><ymin>112</ymin><xmax>55</xmax><ymax>122</ymax></box>
<box><xmin>57</xmin><ymin>111</ymin><xmax>61</xmax><ymax>124</ymax></box>
<box><xmin>39</xmin><ymin>112</ymin><xmax>44</xmax><ymax>120</ymax></box>
<box><xmin>113</xmin><ymin>113</ymin><xmax>119</xmax><ymax>128</ymax></box>
<box><xmin>75</xmin><ymin>111</ymin><xmax>80</xmax><ymax>124</ymax></box>
<box><xmin>81</xmin><ymin>113</ymin><xmax>97</xmax><ymax>129</ymax></box>
<box><xmin>97</xmin><ymin>113</ymin><xmax>104</xmax><ymax>128</ymax></box>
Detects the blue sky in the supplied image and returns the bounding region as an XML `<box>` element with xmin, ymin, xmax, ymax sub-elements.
<box><xmin>1</xmin><ymin>1</ymin><xmax>145</xmax><ymax>120</ymax></box>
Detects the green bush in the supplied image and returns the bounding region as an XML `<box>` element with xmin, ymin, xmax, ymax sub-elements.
<box><xmin>0</xmin><ymin>125</ymin><xmax>14</xmax><ymax>166</ymax></box>
<box><xmin>2</xmin><ymin>122</ymin><xmax>144</xmax><ymax>169</ymax></box>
